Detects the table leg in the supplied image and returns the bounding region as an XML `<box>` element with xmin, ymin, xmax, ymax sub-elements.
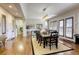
<box><xmin>43</xmin><ymin>37</ymin><xmax>45</xmax><ymax>48</ymax></box>
<box><xmin>56</xmin><ymin>39</ymin><xmax>58</xmax><ymax>49</ymax></box>
<box><xmin>49</xmin><ymin>38</ymin><xmax>51</xmax><ymax>50</ymax></box>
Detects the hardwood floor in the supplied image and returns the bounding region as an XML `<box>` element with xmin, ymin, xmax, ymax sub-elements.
<box><xmin>56</xmin><ymin>39</ymin><xmax>79</xmax><ymax>55</ymax></box>
<box><xmin>31</xmin><ymin>35</ymin><xmax>79</xmax><ymax>55</ymax></box>
<box><xmin>1</xmin><ymin>34</ymin><xmax>33</xmax><ymax>55</ymax></box>
<box><xmin>0</xmin><ymin>34</ymin><xmax>79</xmax><ymax>55</ymax></box>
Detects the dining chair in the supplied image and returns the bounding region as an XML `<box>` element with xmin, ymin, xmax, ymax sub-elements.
<box><xmin>35</xmin><ymin>31</ymin><xmax>42</xmax><ymax>45</ymax></box>
<box><xmin>48</xmin><ymin>31</ymin><xmax>59</xmax><ymax>50</ymax></box>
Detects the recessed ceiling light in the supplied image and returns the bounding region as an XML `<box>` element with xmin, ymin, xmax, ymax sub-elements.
<box><xmin>8</xmin><ymin>5</ymin><xmax>12</xmax><ymax>8</ymax></box>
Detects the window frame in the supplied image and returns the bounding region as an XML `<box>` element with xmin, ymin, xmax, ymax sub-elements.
<box><xmin>52</xmin><ymin>21</ymin><xmax>58</xmax><ymax>31</ymax></box>
<box><xmin>65</xmin><ymin>17</ymin><xmax>73</xmax><ymax>39</ymax></box>
<box><xmin>58</xmin><ymin>19</ymin><xmax>64</xmax><ymax>36</ymax></box>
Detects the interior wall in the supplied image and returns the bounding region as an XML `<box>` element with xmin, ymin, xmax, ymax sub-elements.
<box><xmin>0</xmin><ymin>7</ymin><xmax>15</xmax><ymax>40</ymax></box>
<box><xmin>26</xmin><ymin>19</ymin><xmax>43</xmax><ymax>25</ymax></box>
<box><xmin>48</xmin><ymin>8</ymin><xmax>79</xmax><ymax>42</ymax></box>
<box><xmin>20</xmin><ymin>3</ymin><xmax>27</xmax><ymax>37</ymax></box>
<box><xmin>26</xmin><ymin>19</ymin><xmax>48</xmax><ymax>28</ymax></box>
<box><xmin>20</xmin><ymin>3</ymin><xmax>48</xmax><ymax>37</ymax></box>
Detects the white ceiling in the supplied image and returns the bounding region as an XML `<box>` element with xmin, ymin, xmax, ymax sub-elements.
<box><xmin>1</xmin><ymin>3</ymin><xmax>79</xmax><ymax>24</ymax></box>
<box><xmin>0</xmin><ymin>3</ymin><xmax>24</xmax><ymax>18</ymax></box>
<box><xmin>21</xmin><ymin>3</ymin><xmax>79</xmax><ymax>21</ymax></box>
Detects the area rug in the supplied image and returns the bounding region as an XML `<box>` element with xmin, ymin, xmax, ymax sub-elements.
<box><xmin>31</xmin><ymin>37</ymin><xmax>73</xmax><ymax>55</ymax></box>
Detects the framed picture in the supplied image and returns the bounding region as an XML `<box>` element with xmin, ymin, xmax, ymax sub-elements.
<box><xmin>2</xmin><ymin>15</ymin><xmax>6</xmax><ymax>34</ymax></box>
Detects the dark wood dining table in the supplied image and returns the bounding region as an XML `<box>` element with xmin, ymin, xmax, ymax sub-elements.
<box><xmin>41</xmin><ymin>34</ymin><xmax>51</xmax><ymax>48</ymax></box>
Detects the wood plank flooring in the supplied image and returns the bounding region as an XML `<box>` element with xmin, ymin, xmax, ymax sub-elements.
<box><xmin>1</xmin><ymin>34</ymin><xmax>32</xmax><ymax>55</ymax></box>
<box><xmin>0</xmin><ymin>34</ymin><xmax>79</xmax><ymax>55</ymax></box>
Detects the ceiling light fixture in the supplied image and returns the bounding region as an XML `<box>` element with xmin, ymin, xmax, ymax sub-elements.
<box><xmin>43</xmin><ymin>8</ymin><xmax>47</xmax><ymax>11</ymax></box>
<box><xmin>42</xmin><ymin>14</ymin><xmax>48</xmax><ymax>20</ymax></box>
<box><xmin>42</xmin><ymin>14</ymin><xmax>56</xmax><ymax>20</ymax></box>
<box><xmin>8</xmin><ymin>5</ymin><xmax>12</xmax><ymax>8</ymax></box>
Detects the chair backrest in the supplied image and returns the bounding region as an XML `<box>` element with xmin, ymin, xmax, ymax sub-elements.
<box><xmin>36</xmin><ymin>31</ymin><xmax>41</xmax><ymax>37</ymax></box>
<box><xmin>50</xmin><ymin>31</ymin><xmax>58</xmax><ymax>38</ymax></box>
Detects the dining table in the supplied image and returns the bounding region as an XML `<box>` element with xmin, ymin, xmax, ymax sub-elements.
<box><xmin>41</xmin><ymin>33</ymin><xmax>51</xmax><ymax>48</ymax></box>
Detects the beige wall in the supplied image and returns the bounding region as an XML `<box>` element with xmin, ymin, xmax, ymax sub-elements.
<box><xmin>0</xmin><ymin>7</ymin><xmax>16</xmax><ymax>40</ymax></box>
<box><xmin>48</xmin><ymin>8</ymin><xmax>79</xmax><ymax>42</ymax></box>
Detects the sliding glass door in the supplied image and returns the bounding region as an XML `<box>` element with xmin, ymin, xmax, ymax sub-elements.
<box><xmin>65</xmin><ymin>17</ymin><xmax>73</xmax><ymax>38</ymax></box>
<box><xmin>59</xmin><ymin>20</ymin><xmax>64</xmax><ymax>36</ymax></box>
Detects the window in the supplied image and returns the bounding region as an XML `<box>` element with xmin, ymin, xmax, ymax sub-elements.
<box><xmin>52</xmin><ymin>21</ymin><xmax>58</xmax><ymax>30</ymax></box>
<box><xmin>49</xmin><ymin>22</ymin><xmax>53</xmax><ymax>30</ymax></box>
<box><xmin>59</xmin><ymin>20</ymin><xmax>64</xmax><ymax>36</ymax></box>
<box><xmin>2</xmin><ymin>15</ymin><xmax>6</xmax><ymax>34</ymax></box>
<box><xmin>65</xmin><ymin>17</ymin><xmax>73</xmax><ymax>38</ymax></box>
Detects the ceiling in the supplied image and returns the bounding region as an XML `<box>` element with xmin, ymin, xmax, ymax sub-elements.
<box><xmin>0</xmin><ymin>3</ymin><xmax>24</xmax><ymax>18</ymax></box>
<box><xmin>21</xmin><ymin>3</ymin><xmax>79</xmax><ymax>21</ymax></box>
<box><xmin>0</xmin><ymin>3</ymin><xmax>79</xmax><ymax>22</ymax></box>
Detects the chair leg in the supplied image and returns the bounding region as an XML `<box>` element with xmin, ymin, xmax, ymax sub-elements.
<box><xmin>46</xmin><ymin>41</ymin><xmax>48</xmax><ymax>46</ymax></box>
<box><xmin>56</xmin><ymin>40</ymin><xmax>58</xmax><ymax>49</ymax></box>
<box><xmin>40</xmin><ymin>39</ymin><xmax>42</xmax><ymax>46</ymax></box>
<box><xmin>49</xmin><ymin>39</ymin><xmax>51</xmax><ymax>50</ymax></box>
<box><xmin>49</xmin><ymin>43</ymin><xmax>51</xmax><ymax>50</ymax></box>
<box><xmin>43</xmin><ymin>38</ymin><xmax>46</xmax><ymax>48</ymax></box>
<box><xmin>56</xmin><ymin>43</ymin><xmax>58</xmax><ymax>49</ymax></box>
